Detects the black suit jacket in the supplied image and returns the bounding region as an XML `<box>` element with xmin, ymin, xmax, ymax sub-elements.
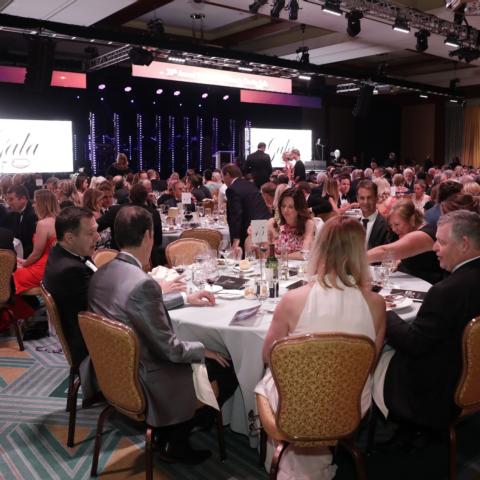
<box><xmin>4</xmin><ymin>202</ymin><xmax>37</xmax><ymax>258</ymax></box>
<box><xmin>367</xmin><ymin>213</ymin><xmax>389</xmax><ymax>250</ymax></box>
<box><xmin>226</xmin><ymin>178</ymin><xmax>271</xmax><ymax>248</ymax></box>
<box><xmin>243</xmin><ymin>150</ymin><xmax>272</xmax><ymax>188</ymax></box>
<box><xmin>43</xmin><ymin>244</ymin><xmax>94</xmax><ymax>366</ymax></box>
<box><xmin>0</xmin><ymin>227</ymin><xmax>14</xmax><ymax>251</ymax></box>
<box><xmin>384</xmin><ymin>258</ymin><xmax>480</xmax><ymax>428</ymax></box>
<box><xmin>293</xmin><ymin>160</ymin><xmax>306</xmax><ymax>182</ymax></box>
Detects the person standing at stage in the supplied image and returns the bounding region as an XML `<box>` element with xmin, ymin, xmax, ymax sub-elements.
<box><xmin>243</xmin><ymin>142</ymin><xmax>273</xmax><ymax>189</ymax></box>
<box><xmin>291</xmin><ymin>148</ymin><xmax>306</xmax><ymax>183</ymax></box>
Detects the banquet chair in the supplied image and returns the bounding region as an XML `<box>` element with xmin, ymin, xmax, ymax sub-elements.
<box><xmin>256</xmin><ymin>333</ymin><xmax>375</xmax><ymax>480</ymax></box>
<box><xmin>165</xmin><ymin>238</ymin><xmax>210</xmax><ymax>267</ymax></box>
<box><xmin>202</xmin><ymin>198</ymin><xmax>215</xmax><ymax>212</ymax></box>
<box><xmin>78</xmin><ymin>312</ymin><xmax>226</xmax><ymax>479</ymax></box>
<box><xmin>180</xmin><ymin>228</ymin><xmax>222</xmax><ymax>252</ymax></box>
<box><xmin>448</xmin><ymin>316</ymin><xmax>480</xmax><ymax>480</ymax></box>
<box><xmin>0</xmin><ymin>249</ymin><xmax>23</xmax><ymax>351</ymax></box>
<box><xmin>92</xmin><ymin>248</ymin><xmax>118</xmax><ymax>268</ymax></box>
<box><xmin>40</xmin><ymin>282</ymin><xmax>80</xmax><ymax>448</ymax></box>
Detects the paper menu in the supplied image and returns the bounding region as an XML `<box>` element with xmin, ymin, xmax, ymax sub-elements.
<box><xmin>251</xmin><ymin>219</ymin><xmax>268</xmax><ymax>244</ymax></box>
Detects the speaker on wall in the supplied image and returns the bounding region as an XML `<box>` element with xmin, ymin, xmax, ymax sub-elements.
<box><xmin>25</xmin><ymin>37</ymin><xmax>56</xmax><ymax>93</ymax></box>
<box><xmin>352</xmin><ymin>84</ymin><xmax>374</xmax><ymax>118</ymax></box>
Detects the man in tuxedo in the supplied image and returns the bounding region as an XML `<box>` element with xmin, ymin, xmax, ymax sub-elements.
<box><xmin>338</xmin><ymin>174</ymin><xmax>356</xmax><ymax>204</ymax></box>
<box><xmin>222</xmin><ymin>163</ymin><xmax>271</xmax><ymax>254</ymax></box>
<box><xmin>291</xmin><ymin>148</ymin><xmax>306</xmax><ymax>183</ymax></box>
<box><xmin>243</xmin><ymin>142</ymin><xmax>272</xmax><ymax>189</ymax></box>
<box><xmin>376</xmin><ymin>210</ymin><xmax>480</xmax><ymax>429</ymax></box>
<box><xmin>88</xmin><ymin>206</ymin><xmax>237</xmax><ymax>463</ymax></box>
<box><xmin>403</xmin><ymin>168</ymin><xmax>415</xmax><ymax>193</ymax></box>
<box><xmin>357</xmin><ymin>180</ymin><xmax>389</xmax><ymax>249</ymax></box>
<box><xmin>5</xmin><ymin>185</ymin><xmax>37</xmax><ymax>258</ymax></box>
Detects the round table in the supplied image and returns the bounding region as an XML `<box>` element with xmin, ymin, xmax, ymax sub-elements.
<box><xmin>169</xmin><ymin>267</ymin><xmax>431</xmax><ymax>446</ymax></box>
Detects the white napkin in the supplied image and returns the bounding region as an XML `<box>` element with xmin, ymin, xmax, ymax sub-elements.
<box><xmin>192</xmin><ymin>363</ymin><xmax>220</xmax><ymax>410</ymax></box>
<box><xmin>149</xmin><ymin>265</ymin><xmax>181</xmax><ymax>282</ymax></box>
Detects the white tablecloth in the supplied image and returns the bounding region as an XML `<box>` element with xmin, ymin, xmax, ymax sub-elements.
<box><xmin>170</xmin><ymin>268</ymin><xmax>431</xmax><ymax>446</ymax></box>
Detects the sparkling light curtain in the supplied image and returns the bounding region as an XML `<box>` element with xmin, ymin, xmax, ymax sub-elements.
<box><xmin>444</xmin><ymin>103</ymin><xmax>464</xmax><ymax>165</ymax></box>
<box><xmin>462</xmin><ymin>105</ymin><xmax>480</xmax><ymax>168</ymax></box>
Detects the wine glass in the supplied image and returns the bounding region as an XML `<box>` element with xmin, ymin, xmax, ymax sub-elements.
<box><xmin>173</xmin><ymin>255</ymin><xmax>186</xmax><ymax>276</ymax></box>
<box><xmin>256</xmin><ymin>279</ymin><xmax>269</xmax><ymax>314</ymax></box>
<box><xmin>205</xmin><ymin>261</ymin><xmax>220</xmax><ymax>292</ymax></box>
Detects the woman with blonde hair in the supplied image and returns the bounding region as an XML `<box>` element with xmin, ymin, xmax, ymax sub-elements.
<box><xmin>374</xmin><ymin>177</ymin><xmax>396</xmax><ymax>217</ymax></box>
<box><xmin>82</xmin><ymin>188</ymin><xmax>104</xmax><ymax>219</ymax></box>
<box><xmin>107</xmin><ymin>152</ymin><xmax>131</xmax><ymax>177</ymax></box>
<box><xmin>57</xmin><ymin>179</ymin><xmax>82</xmax><ymax>207</ymax></box>
<box><xmin>462</xmin><ymin>181</ymin><xmax>480</xmax><ymax>197</ymax></box>
<box><xmin>255</xmin><ymin>215</ymin><xmax>385</xmax><ymax>480</ymax></box>
<box><xmin>272</xmin><ymin>183</ymin><xmax>288</xmax><ymax>212</ymax></box>
<box><xmin>13</xmin><ymin>190</ymin><xmax>59</xmax><ymax>293</ymax></box>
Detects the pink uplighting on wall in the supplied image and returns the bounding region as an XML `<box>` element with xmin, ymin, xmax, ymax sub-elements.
<box><xmin>0</xmin><ymin>66</ymin><xmax>86</xmax><ymax>89</ymax></box>
<box><xmin>133</xmin><ymin>61</ymin><xmax>292</xmax><ymax>94</ymax></box>
<box><xmin>0</xmin><ymin>66</ymin><xmax>26</xmax><ymax>84</ymax></box>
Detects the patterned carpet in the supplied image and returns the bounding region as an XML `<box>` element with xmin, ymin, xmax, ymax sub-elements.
<box><xmin>2</xmin><ymin>335</ymin><xmax>480</xmax><ymax>480</ymax></box>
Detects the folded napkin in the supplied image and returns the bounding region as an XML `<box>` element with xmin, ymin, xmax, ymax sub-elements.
<box><xmin>192</xmin><ymin>363</ymin><xmax>219</xmax><ymax>410</ymax></box>
<box><xmin>149</xmin><ymin>265</ymin><xmax>182</xmax><ymax>282</ymax></box>
<box><xmin>230</xmin><ymin>305</ymin><xmax>261</xmax><ymax>326</ymax></box>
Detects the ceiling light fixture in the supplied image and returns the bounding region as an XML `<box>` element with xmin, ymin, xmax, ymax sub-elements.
<box><xmin>249</xmin><ymin>0</ymin><xmax>268</xmax><ymax>14</ymax></box>
<box><xmin>415</xmin><ymin>29</ymin><xmax>430</xmax><ymax>52</ymax></box>
<box><xmin>346</xmin><ymin>10</ymin><xmax>363</xmax><ymax>37</ymax></box>
<box><xmin>445</xmin><ymin>33</ymin><xmax>461</xmax><ymax>48</ymax></box>
<box><xmin>271</xmin><ymin>0</ymin><xmax>286</xmax><ymax>18</ymax></box>
<box><xmin>322</xmin><ymin>0</ymin><xmax>342</xmax><ymax>16</ymax></box>
<box><xmin>393</xmin><ymin>16</ymin><xmax>410</xmax><ymax>33</ymax></box>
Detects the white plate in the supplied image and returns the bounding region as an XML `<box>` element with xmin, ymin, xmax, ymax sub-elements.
<box><xmin>386</xmin><ymin>297</ymin><xmax>413</xmax><ymax>311</ymax></box>
<box><xmin>217</xmin><ymin>290</ymin><xmax>244</xmax><ymax>300</ymax></box>
<box><xmin>232</xmin><ymin>266</ymin><xmax>255</xmax><ymax>273</ymax></box>
<box><xmin>206</xmin><ymin>285</ymin><xmax>223</xmax><ymax>294</ymax></box>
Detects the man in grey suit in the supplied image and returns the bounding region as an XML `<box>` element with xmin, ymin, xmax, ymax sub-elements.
<box><xmin>88</xmin><ymin>206</ymin><xmax>237</xmax><ymax>464</ymax></box>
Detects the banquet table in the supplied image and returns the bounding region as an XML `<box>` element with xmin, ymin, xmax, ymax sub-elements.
<box><xmin>169</xmin><ymin>267</ymin><xmax>431</xmax><ymax>447</ymax></box>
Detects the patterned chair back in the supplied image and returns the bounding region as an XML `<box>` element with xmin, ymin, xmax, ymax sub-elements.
<box><xmin>455</xmin><ymin>317</ymin><xmax>480</xmax><ymax>414</ymax></box>
<box><xmin>270</xmin><ymin>333</ymin><xmax>375</xmax><ymax>443</ymax></box>
<box><xmin>78</xmin><ymin>312</ymin><xmax>145</xmax><ymax>419</ymax></box>
<box><xmin>180</xmin><ymin>228</ymin><xmax>222</xmax><ymax>252</ymax></box>
<box><xmin>40</xmin><ymin>283</ymin><xmax>75</xmax><ymax>367</ymax></box>
<box><xmin>0</xmin><ymin>249</ymin><xmax>15</xmax><ymax>305</ymax></box>
<box><xmin>165</xmin><ymin>238</ymin><xmax>211</xmax><ymax>267</ymax></box>
<box><xmin>92</xmin><ymin>249</ymin><xmax>118</xmax><ymax>268</ymax></box>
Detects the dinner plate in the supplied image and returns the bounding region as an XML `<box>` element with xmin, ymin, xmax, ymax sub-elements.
<box><xmin>206</xmin><ymin>285</ymin><xmax>223</xmax><ymax>294</ymax></box>
<box><xmin>217</xmin><ymin>290</ymin><xmax>244</xmax><ymax>300</ymax></box>
<box><xmin>232</xmin><ymin>266</ymin><xmax>255</xmax><ymax>273</ymax></box>
<box><xmin>386</xmin><ymin>297</ymin><xmax>413</xmax><ymax>311</ymax></box>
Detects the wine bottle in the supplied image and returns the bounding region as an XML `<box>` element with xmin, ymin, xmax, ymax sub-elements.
<box><xmin>265</xmin><ymin>244</ymin><xmax>279</xmax><ymax>298</ymax></box>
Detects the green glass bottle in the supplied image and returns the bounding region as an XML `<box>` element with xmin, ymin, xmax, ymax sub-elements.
<box><xmin>265</xmin><ymin>244</ymin><xmax>279</xmax><ymax>298</ymax></box>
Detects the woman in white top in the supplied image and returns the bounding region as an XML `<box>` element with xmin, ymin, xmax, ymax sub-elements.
<box><xmin>255</xmin><ymin>215</ymin><xmax>386</xmax><ymax>480</ymax></box>
<box><xmin>411</xmin><ymin>179</ymin><xmax>431</xmax><ymax>213</ymax></box>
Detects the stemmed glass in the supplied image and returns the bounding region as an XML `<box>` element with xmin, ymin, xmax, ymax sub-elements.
<box><xmin>256</xmin><ymin>279</ymin><xmax>269</xmax><ymax>320</ymax></box>
<box><xmin>258</xmin><ymin>244</ymin><xmax>268</xmax><ymax>280</ymax></box>
<box><xmin>192</xmin><ymin>263</ymin><xmax>206</xmax><ymax>291</ymax></box>
<box><xmin>173</xmin><ymin>255</ymin><xmax>186</xmax><ymax>276</ymax></box>
<box><xmin>205</xmin><ymin>260</ymin><xmax>220</xmax><ymax>292</ymax></box>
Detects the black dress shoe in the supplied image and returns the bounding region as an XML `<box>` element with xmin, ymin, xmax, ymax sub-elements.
<box><xmin>158</xmin><ymin>442</ymin><xmax>212</xmax><ymax>465</ymax></box>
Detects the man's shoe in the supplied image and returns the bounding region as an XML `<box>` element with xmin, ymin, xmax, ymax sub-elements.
<box><xmin>158</xmin><ymin>442</ymin><xmax>212</xmax><ymax>465</ymax></box>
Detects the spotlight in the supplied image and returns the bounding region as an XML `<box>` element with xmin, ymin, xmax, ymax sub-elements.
<box><xmin>346</xmin><ymin>10</ymin><xmax>363</xmax><ymax>37</ymax></box>
<box><xmin>198</xmin><ymin>104</ymin><xmax>202</xmax><ymax>107</ymax></box>
<box><xmin>419</xmin><ymin>94</ymin><xmax>428</xmax><ymax>99</ymax></box>
<box><xmin>415</xmin><ymin>29</ymin><xmax>430</xmax><ymax>52</ymax></box>
<box><xmin>271</xmin><ymin>0</ymin><xmax>286</xmax><ymax>17</ymax></box>
<box><xmin>168</xmin><ymin>56</ymin><xmax>186</xmax><ymax>63</ymax></box>
<box><xmin>98</xmin><ymin>83</ymin><xmax>106</xmax><ymax>90</ymax></box>
<box><xmin>298</xmin><ymin>75</ymin><xmax>311</xmax><ymax>80</ymax></box>
<box><xmin>124</xmin><ymin>86</ymin><xmax>132</xmax><ymax>92</ymax></box>
<box><xmin>130</xmin><ymin>99</ymin><xmax>134</xmax><ymax>103</ymax></box>
<box><xmin>201</xmin><ymin>93</ymin><xmax>208</xmax><ymax>98</ymax></box>
<box><xmin>156</xmin><ymin>88</ymin><xmax>163</xmax><ymax>94</ymax></box>
<box><xmin>289</xmin><ymin>0</ymin><xmax>299</xmax><ymax>20</ymax></box>
<box><xmin>238</xmin><ymin>66</ymin><xmax>254</xmax><ymax>72</ymax></box>
<box><xmin>393</xmin><ymin>16</ymin><xmax>410</xmax><ymax>33</ymax></box>
<box><xmin>449</xmin><ymin>46</ymin><xmax>480</xmax><ymax>63</ymax></box>
<box><xmin>100</xmin><ymin>97</ymin><xmax>104</xmax><ymax>101</ymax></box>
<box><xmin>147</xmin><ymin>18</ymin><xmax>165</xmax><ymax>36</ymax></box>
<box><xmin>296</xmin><ymin>46</ymin><xmax>310</xmax><ymax>64</ymax></box>
<box><xmin>223</xmin><ymin>95</ymin><xmax>229</xmax><ymax>100</ymax></box>
<box><xmin>174</xmin><ymin>90</ymin><xmax>181</xmax><ymax>96</ymax></box>
<box><xmin>129</xmin><ymin>47</ymin><xmax>153</xmax><ymax>66</ymax></box>
<box><xmin>322</xmin><ymin>0</ymin><xmax>342</xmax><ymax>16</ymax></box>
<box><xmin>445</xmin><ymin>33</ymin><xmax>460</xmax><ymax>48</ymax></box>
<box><xmin>249</xmin><ymin>0</ymin><xmax>268</xmax><ymax>14</ymax></box>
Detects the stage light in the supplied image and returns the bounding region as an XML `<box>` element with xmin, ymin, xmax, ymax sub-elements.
<box><xmin>153</xmin><ymin>101</ymin><xmax>156</xmax><ymax>104</ymax></box>
<box><xmin>201</xmin><ymin>93</ymin><xmax>208</xmax><ymax>98</ymax></box>
<box><xmin>445</xmin><ymin>33</ymin><xmax>460</xmax><ymax>48</ymax></box>
<box><xmin>322</xmin><ymin>0</ymin><xmax>342</xmax><ymax>16</ymax></box>
<box><xmin>223</xmin><ymin>95</ymin><xmax>230</xmax><ymax>100</ymax></box>
<box><xmin>98</xmin><ymin>83</ymin><xmax>106</xmax><ymax>90</ymax></box>
<box><xmin>298</xmin><ymin>75</ymin><xmax>311</xmax><ymax>80</ymax></box>
<box><xmin>198</xmin><ymin>104</ymin><xmax>202</xmax><ymax>107</ymax></box>
<box><xmin>393</xmin><ymin>16</ymin><xmax>410</xmax><ymax>33</ymax></box>
<box><xmin>271</xmin><ymin>0</ymin><xmax>286</xmax><ymax>17</ymax></box>
<box><xmin>124</xmin><ymin>86</ymin><xmax>132</xmax><ymax>92</ymax></box>
<box><xmin>156</xmin><ymin>88</ymin><xmax>163</xmax><ymax>94</ymax></box>
<box><xmin>174</xmin><ymin>90</ymin><xmax>181</xmax><ymax>96</ymax></box>
<box><xmin>249</xmin><ymin>0</ymin><xmax>268</xmax><ymax>14</ymax></box>
<box><xmin>419</xmin><ymin>94</ymin><xmax>428</xmax><ymax>98</ymax></box>
<box><xmin>289</xmin><ymin>0</ymin><xmax>299</xmax><ymax>20</ymax></box>
<box><xmin>168</xmin><ymin>56</ymin><xmax>186</xmax><ymax>63</ymax></box>
<box><xmin>346</xmin><ymin>10</ymin><xmax>363</xmax><ymax>37</ymax></box>
<box><xmin>238</xmin><ymin>66</ymin><xmax>253</xmax><ymax>72</ymax></box>
<box><xmin>130</xmin><ymin>99</ymin><xmax>134</xmax><ymax>103</ymax></box>
<box><xmin>415</xmin><ymin>29</ymin><xmax>430</xmax><ymax>52</ymax></box>
<box><xmin>129</xmin><ymin>47</ymin><xmax>153</xmax><ymax>66</ymax></box>
<box><xmin>100</xmin><ymin>97</ymin><xmax>104</xmax><ymax>101</ymax></box>
<box><xmin>296</xmin><ymin>46</ymin><xmax>310</xmax><ymax>64</ymax></box>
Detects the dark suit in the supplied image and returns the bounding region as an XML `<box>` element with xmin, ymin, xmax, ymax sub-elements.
<box><xmin>243</xmin><ymin>150</ymin><xmax>272</xmax><ymax>189</ymax></box>
<box><xmin>88</xmin><ymin>253</ymin><xmax>206</xmax><ymax>427</ymax></box>
<box><xmin>384</xmin><ymin>258</ymin><xmax>480</xmax><ymax>428</ymax></box>
<box><xmin>0</xmin><ymin>227</ymin><xmax>14</xmax><ymax>251</ymax></box>
<box><xmin>4</xmin><ymin>202</ymin><xmax>37</xmax><ymax>258</ymax></box>
<box><xmin>43</xmin><ymin>244</ymin><xmax>94</xmax><ymax>366</ymax></box>
<box><xmin>293</xmin><ymin>160</ymin><xmax>306</xmax><ymax>182</ymax></box>
<box><xmin>226</xmin><ymin>178</ymin><xmax>271</xmax><ymax>250</ymax></box>
<box><xmin>366</xmin><ymin>212</ymin><xmax>389</xmax><ymax>250</ymax></box>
